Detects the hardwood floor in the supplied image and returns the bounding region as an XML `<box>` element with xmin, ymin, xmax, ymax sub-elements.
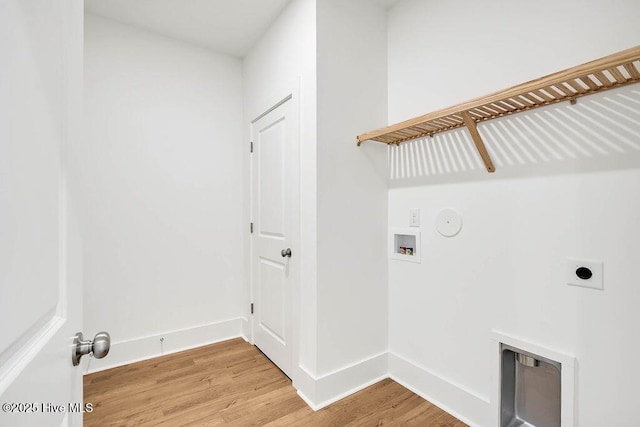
<box><xmin>84</xmin><ymin>338</ymin><xmax>467</xmax><ymax>426</ymax></box>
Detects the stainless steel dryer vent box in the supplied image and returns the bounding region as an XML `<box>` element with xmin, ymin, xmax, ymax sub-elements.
<box><xmin>500</xmin><ymin>344</ymin><xmax>561</xmax><ymax>427</ymax></box>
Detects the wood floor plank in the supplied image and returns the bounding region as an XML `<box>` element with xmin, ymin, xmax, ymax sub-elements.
<box><xmin>84</xmin><ymin>338</ymin><xmax>467</xmax><ymax>426</ymax></box>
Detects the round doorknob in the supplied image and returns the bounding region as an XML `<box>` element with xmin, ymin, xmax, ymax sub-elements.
<box><xmin>281</xmin><ymin>248</ymin><xmax>292</xmax><ymax>258</ymax></box>
<box><xmin>72</xmin><ymin>331</ymin><xmax>111</xmax><ymax>366</ymax></box>
<box><xmin>92</xmin><ymin>332</ymin><xmax>111</xmax><ymax>359</ymax></box>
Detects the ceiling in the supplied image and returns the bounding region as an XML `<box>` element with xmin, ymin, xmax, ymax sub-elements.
<box><xmin>374</xmin><ymin>0</ymin><xmax>402</xmax><ymax>9</ymax></box>
<box><xmin>84</xmin><ymin>0</ymin><xmax>292</xmax><ymax>57</ymax></box>
<box><xmin>85</xmin><ymin>0</ymin><xmax>402</xmax><ymax>58</ymax></box>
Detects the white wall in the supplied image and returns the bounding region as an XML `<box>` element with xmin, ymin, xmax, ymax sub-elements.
<box><xmin>315</xmin><ymin>0</ymin><xmax>389</xmax><ymax>395</ymax></box>
<box><xmin>387</xmin><ymin>1</ymin><xmax>640</xmax><ymax>425</ymax></box>
<box><xmin>388</xmin><ymin>0</ymin><xmax>640</xmax><ymax>124</ymax></box>
<box><xmin>82</xmin><ymin>15</ymin><xmax>244</xmax><ymax>370</ymax></box>
<box><xmin>243</xmin><ymin>0</ymin><xmax>318</xmax><ymax>380</ymax></box>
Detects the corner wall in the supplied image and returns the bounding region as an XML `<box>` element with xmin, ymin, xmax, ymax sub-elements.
<box><xmin>314</xmin><ymin>0</ymin><xmax>389</xmax><ymax>404</ymax></box>
<box><xmin>243</xmin><ymin>0</ymin><xmax>389</xmax><ymax>407</ymax></box>
<box><xmin>386</xmin><ymin>1</ymin><xmax>640</xmax><ymax>425</ymax></box>
<box><xmin>82</xmin><ymin>15</ymin><xmax>244</xmax><ymax>371</ymax></box>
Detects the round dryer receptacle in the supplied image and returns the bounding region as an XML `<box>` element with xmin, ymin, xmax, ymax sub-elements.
<box><xmin>576</xmin><ymin>267</ymin><xmax>593</xmax><ymax>280</ymax></box>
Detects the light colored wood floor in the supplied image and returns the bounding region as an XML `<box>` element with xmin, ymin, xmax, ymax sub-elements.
<box><xmin>84</xmin><ymin>338</ymin><xmax>467</xmax><ymax>426</ymax></box>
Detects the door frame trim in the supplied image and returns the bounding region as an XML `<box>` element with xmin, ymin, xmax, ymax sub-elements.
<box><xmin>250</xmin><ymin>94</ymin><xmax>293</xmax><ymax>124</ymax></box>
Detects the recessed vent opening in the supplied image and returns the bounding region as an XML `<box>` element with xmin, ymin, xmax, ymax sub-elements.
<box><xmin>500</xmin><ymin>344</ymin><xmax>561</xmax><ymax>427</ymax></box>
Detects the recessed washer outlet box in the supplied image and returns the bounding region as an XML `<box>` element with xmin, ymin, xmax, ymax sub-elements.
<box><xmin>567</xmin><ymin>258</ymin><xmax>603</xmax><ymax>290</ymax></box>
<box><xmin>390</xmin><ymin>228</ymin><xmax>421</xmax><ymax>263</ymax></box>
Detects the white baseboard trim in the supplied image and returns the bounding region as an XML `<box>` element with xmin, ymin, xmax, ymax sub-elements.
<box><xmin>85</xmin><ymin>318</ymin><xmax>244</xmax><ymax>374</ymax></box>
<box><xmin>241</xmin><ymin>317</ymin><xmax>251</xmax><ymax>343</ymax></box>
<box><xmin>296</xmin><ymin>352</ymin><xmax>388</xmax><ymax>410</ymax></box>
<box><xmin>388</xmin><ymin>353</ymin><xmax>491</xmax><ymax>427</ymax></box>
<box><xmin>293</xmin><ymin>365</ymin><xmax>318</xmax><ymax>407</ymax></box>
<box><xmin>296</xmin><ymin>387</ymin><xmax>318</xmax><ymax>411</ymax></box>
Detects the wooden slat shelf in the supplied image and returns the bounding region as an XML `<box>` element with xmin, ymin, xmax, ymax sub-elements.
<box><xmin>357</xmin><ymin>46</ymin><xmax>640</xmax><ymax>173</ymax></box>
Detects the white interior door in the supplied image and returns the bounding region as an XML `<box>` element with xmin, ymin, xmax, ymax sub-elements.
<box><xmin>251</xmin><ymin>96</ymin><xmax>298</xmax><ymax>379</ymax></box>
<box><xmin>0</xmin><ymin>2</ymin><xmax>85</xmax><ymax>426</ymax></box>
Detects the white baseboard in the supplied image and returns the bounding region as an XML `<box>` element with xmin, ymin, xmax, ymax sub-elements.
<box><xmin>85</xmin><ymin>318</ymin><xmax>243</xmax><ymax>374</ymax></box>
<box><xmin>296</xmin><ymin>352</ymin><xmax>388</xmax><ymax>410</ymax></box>
<box><xmin>241</xmin><ymin>317</ymin><xmax>251</xmax><ymax>343</ymax></box>
<box><xmin>293</xmin><ymin>365</ymin><xmax>318</xmax><ymax>407</ymax></box>
<box><xmin>388</xmin><ymin>353</ymin><xmax>491</xmax><ymax>427</ymax></box>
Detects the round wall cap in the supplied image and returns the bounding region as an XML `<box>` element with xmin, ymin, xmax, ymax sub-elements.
<box><xmin>436</xmin><ymin>208</ymin><xmax>462</xmax><ymax>237</ymax></box>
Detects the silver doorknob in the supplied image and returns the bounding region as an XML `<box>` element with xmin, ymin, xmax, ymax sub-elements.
<box><xmin>281</xmin><ymin>248</ymin><xmax>292</xmax><ymax>258</ymax></box>
<box><xmin>72</xmin><ymin>331</ymin><xmax>111</xmax><ymax>366</ymax></box>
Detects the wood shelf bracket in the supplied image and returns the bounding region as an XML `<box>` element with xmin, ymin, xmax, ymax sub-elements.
<box><xmin>462</xmin><ymin>111</ymin><xmax>495</xmax><ymax>173</ymax></box>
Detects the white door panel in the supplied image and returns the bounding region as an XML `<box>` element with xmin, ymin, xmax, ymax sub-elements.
<box><xmin>0</xmin><ymin>1</ymin><xmax>84</xmax><ymax>426</ymax></box>
<box><xmin>258</xmin><ymin>258</ymin><xmax>286</xmax><ymax>344</ymax></box>
<box><xmin>257</xmin><ymin>118</ymin><xmax>286</xmax><ymax>237</ymax></box>
<box><xmin>251</xmin><ymin>97</ymin><xmax>297</xmax><ymax>378</ymax></box>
